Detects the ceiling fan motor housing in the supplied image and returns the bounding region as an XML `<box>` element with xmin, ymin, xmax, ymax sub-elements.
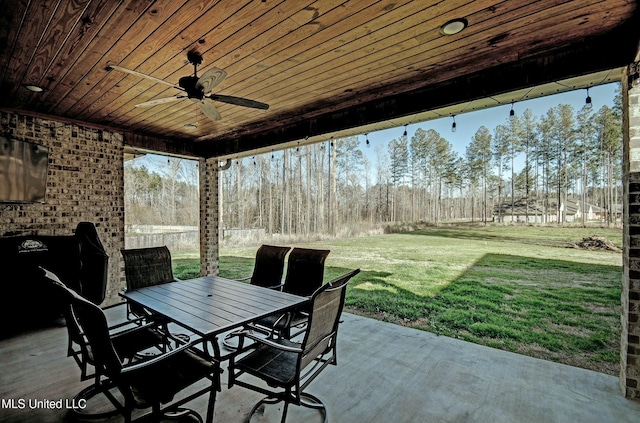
<box><xmin>179</xmin><ymin>76</ymin><xmax>204</xmax><ymax>100</ymax></box>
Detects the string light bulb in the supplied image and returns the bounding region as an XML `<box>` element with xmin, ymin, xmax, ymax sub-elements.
<box><xmin>451</xmin><ymin>115</ymin><xmax>457</xmax><ymax>133</ymax></box>
<box><xmin>509</xmin><ymin>102</ymin><xmax>515</xmax><ymax>119</ymax></box>
<box><xmin>365</xmin><ymin>133</ymin><xmax>370</xmax><ymax>148</ymax></box>
<box><xmin>403</xmin><ymin>125</ymin><xmax>408</xmax><ymax>137</ymax></box>
<box><xmin>585</xmin><ymin>88</ymin><xmax>593</xmax><ymax>110</ymax></box>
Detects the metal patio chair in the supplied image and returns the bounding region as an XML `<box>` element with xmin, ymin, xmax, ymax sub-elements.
<box><xmin>229</xmin><ymin>268</ymin><xmax>360</xmax><ymax>423</ymax></box>
<box><xmin>121</xmin><ymin>246</ymin><xmax>179</xmax><ymax>320</ymax></box>
<box><xmin>222</xmin><ymin>244</ymin><xmax>291</xmax><ymax>350</ymax></box>
<box><xmin>237</xmin><ymin>244</ymin><xmax>292</xmax><ymax>288</ymax></box>
<box><xmin>121</xmin><ymin>246</ymin><xmax>190</xmax><ymax>345</ymax></box>
<box><xmin>251</xmin><ymin>247</ymin><xmax>331</xmax><ymax>339</ymax></box>
<box><xmin>42</xmin><ymin>268</ymin><xmax>170</xmax><ymax>420</ymax></box>
<box><xmin>48</xmin><ymin>267</ymin><xmax>220</xmax><ymax>423</ymax></box>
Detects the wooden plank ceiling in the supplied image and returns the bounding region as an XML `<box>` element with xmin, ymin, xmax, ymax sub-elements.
<box><xmin>1</xmin><ymin>0</ymin><xmax>638</xmax><ymax>159</ymax></box>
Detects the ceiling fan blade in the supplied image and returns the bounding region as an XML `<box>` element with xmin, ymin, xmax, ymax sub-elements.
<box><xmin>135</xmin><ymin>95</ymin><xmax>186</xmax><ymax>107</ymax></box>
<box><xmin>107</xmin><ymin>65</ymin><xmax>184</xmax><ymax>91</ymax></box>
<box><xmin>195</xmin><ymin>68</ymin><xmax>227</xmax><ymax>93</ymax></box>
<box><xmin>197</xmin><ymin>99</ymin><xmax>221</xmax><ymax>121</ymax></box>
<box><xmin>209</xmin><ymin>94</ymin><xmax>269</xmax><ymax>110</ymax></box>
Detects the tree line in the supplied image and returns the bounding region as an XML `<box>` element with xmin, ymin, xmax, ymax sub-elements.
<box><xmin>125</xmin><ymin>87</ymin><xmax>622</xmax><ymax>232</ymax></box>
<box><xmin>124</xmin><ymin>157</ymin><xmax>199</xmax><ymax>226</ymax></box>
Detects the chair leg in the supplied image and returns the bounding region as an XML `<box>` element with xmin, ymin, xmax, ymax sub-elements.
<box><xmin>69</xmin><ymin>384</ymin><xmax>121</xmax><ymax>420</ymax></box>
<box><xmin>222</xmin><ymin>332</ymin><xmax>239</xmax><ymax>350</ymax></box>
<box><xmin>152</xmin><ymin>403</ymin><xmax>161</xmax><ymax>423</ymax></box>
<box><xmin>70</xmin><ymin>374</ymin><xmax>123</xmax><ymax>420</ymax></box>
<box><xmin>245</xmin><ymin>392</ymin><xmax>327</xmax><ymax>423</ymax></box>
<box><xmin>205</xmin><ymin>383</ymin><xmax>217</xmax><ymax>423</ymax></box>
<box><xmin>244</xmin><ymin>390</ymin><xmax>328</xmax><ymax>423</ymax></box>
<box><xmin>299</xmin><ymin>393</ymin><xmax>328</xmax><ymax>423</ymax></box>
<box><xmin>280</xmin><ymin>399</ymin><xmax>290</xmax><ymax>423</ymax></box>
<box><xmin>246</xmin><ymin>396</ymin><xmax>282</xmax><ymax>423</ymax></box>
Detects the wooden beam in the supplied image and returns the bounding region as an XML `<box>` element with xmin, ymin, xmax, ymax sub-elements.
<box><xmin>122</xmin><ymin>132</ymin><xmax>198</xmax><ymax>158</ymax></box>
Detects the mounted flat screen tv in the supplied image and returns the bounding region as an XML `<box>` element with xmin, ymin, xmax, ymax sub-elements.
<box><xmin>0</xmin><ymin>136</ymin><xmax>49</xmax><ymax>203</ymax></box>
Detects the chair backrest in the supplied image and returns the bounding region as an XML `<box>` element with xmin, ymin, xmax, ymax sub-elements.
<box><xmin>250</xmin><ymin>245</ymin><xmax>291</xmax><ymax>288</ymax></box>
<box><xmin>41</xmin><ymin>268</ymin><xmax>84</xmax><ymax>345</ymax></box>
<box><xmin>42</xmin><ymin>268</ymin><xmax>121</xmax><ymax>369</ymax></box>
<box><xmin>282</xmin><ymin>248</ymin><xmax>330</xmax><ymax>297</ymax></box>
<box><xmin>70</xmin><ymin>292</ymin><xmax>124</xmax><ymax>377</ymax></box>
<box><xmin>41</xmin><ymin>268</ymin><xmax>100</xmax><ymax>373</ymax></box>
<box><xmin>121</xmin><ymin>246</ymin><xmax>176</xmax><ymax>290</ymax></box>
<box><xmin>300</xmin><ymin>269</ymin><xmax>360</xmax><ymax>370</ymax></box>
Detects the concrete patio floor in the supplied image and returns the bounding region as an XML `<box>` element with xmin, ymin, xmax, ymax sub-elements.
<box><xmin>2</xmin><ymin>311</ymin><xmax>640</xmax><ymax>423</ymax></box>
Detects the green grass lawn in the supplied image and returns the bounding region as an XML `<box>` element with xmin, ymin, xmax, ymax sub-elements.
<box><xmin>172</xmin><ymin>224</ymin><xmax>623</xmax><ymax>375</ymax></box>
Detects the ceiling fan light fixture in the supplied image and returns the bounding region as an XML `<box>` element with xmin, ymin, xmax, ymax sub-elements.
<box><xmin>440</xmin><ymin>18</ymin><xmax>467</xmax><ymax>36</ymax></box>
<box><xmin>23</xmin><ymin>84</ymin><xmax>44</xmax><ymax>92</ymax></box>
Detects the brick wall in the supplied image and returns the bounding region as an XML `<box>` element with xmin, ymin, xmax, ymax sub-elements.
<box><xmin>623</xmin><ymin>63</ymin><xmax>640</xmax><ymax>400</ymax></box>
<box><xmin>199</xmin><ymin>158</ymin><xmax>220</xmax><ymax>276</ymax></box>
<box><xmin>0</xmin><ymin>111</ymin><xmax>125</xmax><ymax>304</ymax></box>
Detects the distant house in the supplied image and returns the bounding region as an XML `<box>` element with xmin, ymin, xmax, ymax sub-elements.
<box><xmin>493</xmin><ymin>198</ymin><xmax>609</xmax><ymax>223</ymax></box>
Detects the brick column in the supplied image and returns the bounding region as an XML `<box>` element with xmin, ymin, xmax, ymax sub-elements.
<box><xmin>199</xmin><ymin>158</ymin><xmax>219</xmax><ymax>277</ymax></box>
<box><xmin>622</xmin><ymin>61</ymin><xmax>640</xmax><ymax>399</ymax></box>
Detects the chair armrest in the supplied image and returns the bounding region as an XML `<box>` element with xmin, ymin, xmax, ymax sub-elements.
<box><xmin>109</xmin><ymin>321</ymin><xmax>159</xmax><ymax>339</ymax></box>
<box><xmin>232</xmin><ymin>274</ymin><xmax>284</xmax><ymax>290</ymax></box>
<box><xmin>231</xmin><ymin>329</ymin><xmax>303</xmax><ymax>353</ymax></box>
<box><xmin>263</xmin><ymin>282</ymin><xmax>285</xmax><ymax>290</ymax></box>
<box><xmin>107</xmin><ymin>315</ymin><xmax>147</xmax><ymax>332</ymax></box>
<box><xmin>120</xmin><ymin>336</ymin><xmax>207</xmax><ymax>374</ymax></box>
<box><xmin>245</xmin><ymin>310</ymin><xmax>292</xmax><ymax>335</ymax></box>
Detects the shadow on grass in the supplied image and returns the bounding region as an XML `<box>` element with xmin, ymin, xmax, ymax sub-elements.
<box><xmin>174</xmin><ymin>252</ymin><xmax>621</xmax><ymax>373</ymax></box>
<box><xmin>345</xmin><ymin>252</ymin><xmax>621</xmax><ymax>374</ymax></box>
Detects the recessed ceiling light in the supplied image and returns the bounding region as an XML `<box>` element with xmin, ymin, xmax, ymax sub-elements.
<box><xmin>23</xmin><ymin>84</ymin><xmax>44</xmax><ymax>92</ymax></box>
<box><xmin>184</xmin><ymin>123</ymin><xmax>198</xmax><ymax>129</ymax></box>
<box><xmin>440</xmin><ymin>18</ymin><xmax>468</xmax><ymax>36</ymax></box>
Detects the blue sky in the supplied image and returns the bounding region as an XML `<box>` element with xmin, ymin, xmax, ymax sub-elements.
<box><xmin>360</xmin><ymin>82</ymin><xmax>619</xmax><ymax>159</ymax></box>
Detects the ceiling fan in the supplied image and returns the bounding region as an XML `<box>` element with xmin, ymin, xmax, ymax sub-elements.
<box><xmin>107</xmin><ymin>51</ymin><xmax>269</xmax><ymax>122</ymax></box>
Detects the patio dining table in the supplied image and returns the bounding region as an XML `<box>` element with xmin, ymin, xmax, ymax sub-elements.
<box><xmin>120</xmin><ymin>275</ymin><xmax>308</xmax><ymax>422</ymax></box>
<box><xmin>121</xmin><ymin>275</ymin><xmax>307</xmax><ymax>355</ymax></box>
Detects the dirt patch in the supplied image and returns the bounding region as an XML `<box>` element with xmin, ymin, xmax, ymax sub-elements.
<box><xmin>570</xmin><ymin>236</ymin><xmax>621</xmax><ymax>252</ymax></box>
<box><xmin>514</xmin><ymin>345</ymin><xmax>619</xmax><ymax>376</ymax></box>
